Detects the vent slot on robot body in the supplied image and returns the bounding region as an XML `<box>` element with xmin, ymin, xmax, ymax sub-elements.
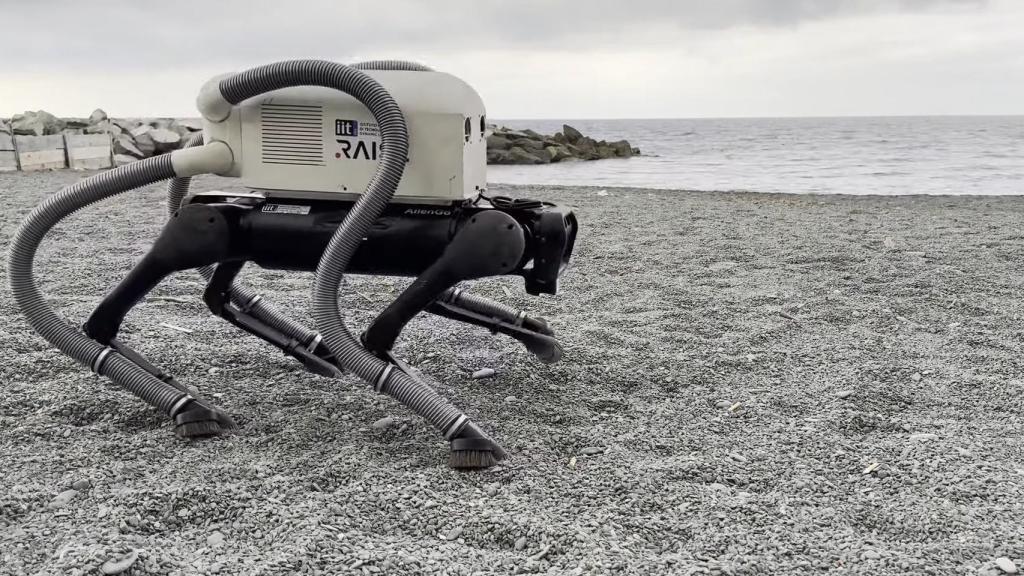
<box><xmin>260</xmin><ymin>103</ymin><xmax>325</xmax><ymax>166</ymax></box>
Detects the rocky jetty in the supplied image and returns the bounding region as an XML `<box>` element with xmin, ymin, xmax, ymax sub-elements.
<box><xmin>487</xmin><ymin>124</ymin><xmax>639</xmax><ymax>165</ymax></box>
<box><xmin>2</xmin><ymin>111</ymin><xmax>639</xmax><ymax>168</ymax></box>
<box><xmin>1</xmin><ymin>109</ymin><xmax>200</xmax><ymax>165</ymax></box>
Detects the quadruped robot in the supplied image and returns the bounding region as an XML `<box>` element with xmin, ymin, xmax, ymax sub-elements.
<box><xmin>8</xmin><ymin>60</ymin><xmax>577</xmax><ymax>468</ymax></box>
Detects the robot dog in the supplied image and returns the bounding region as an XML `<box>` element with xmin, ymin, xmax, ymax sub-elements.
<box><xmin>8</xmin><ymin>60</ymin><xmax>577</xmax><ymax>468</ymax></box>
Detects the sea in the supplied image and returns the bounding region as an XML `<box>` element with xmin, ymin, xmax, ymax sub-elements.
<box><xmin>487</xmin><ymin>116</ymin><xmax>1024</xmax><ymax>196</ymax></box>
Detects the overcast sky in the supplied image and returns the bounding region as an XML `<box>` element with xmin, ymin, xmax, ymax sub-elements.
<box><xmin>2</xmin><ymin>0</ymin><xmax>1021</xmax><ymax>119</ymax></box>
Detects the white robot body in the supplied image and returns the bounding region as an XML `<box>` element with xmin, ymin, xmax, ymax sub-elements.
<box><xmin>201</xmin><ymin>70</ymin><xmax>487</xmax><ymax>204</ymax></box>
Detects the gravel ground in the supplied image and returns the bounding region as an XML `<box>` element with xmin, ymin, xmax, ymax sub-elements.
<box><xmin>1</xmin><ymin>170</ymin><xmax>1022</xmax><ymax>575</ymax></box>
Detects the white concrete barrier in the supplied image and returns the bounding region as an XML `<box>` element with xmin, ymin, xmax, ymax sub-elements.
<box><xmin>0</xmin><ymin>133</ymin><xmax>16</xmax><ymax>171</ymax></box>
<box><xmin>65</xmin><ymin>133</ymin><xmax>113</xmax><ymax>170</ymax></box>
<box><xmin>15</xmin><ymin>135</ymin><xmax>67</xmax><ymax>171</ymax></box>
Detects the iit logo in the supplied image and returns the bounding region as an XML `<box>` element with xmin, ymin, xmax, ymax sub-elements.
<box><xmin>335</xmin><ymin>119</ymin><xmax>359</xmax><ymax>137</ymax></box>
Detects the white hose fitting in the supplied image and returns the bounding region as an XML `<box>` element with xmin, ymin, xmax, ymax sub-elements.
<box><xmin>196</xmin><ymin>75</ymin><xmax>234</xmax><ymax>122</ymax></box>
<box><xmin>170</xmin><ymin>141</ymin><xmax>233</xmax><ymax>177</ymax></box>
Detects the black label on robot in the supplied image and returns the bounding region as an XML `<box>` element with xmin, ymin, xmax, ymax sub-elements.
<box><xmin>262</xmin><ymin>204</ymin><xmax>311</xmax><ymax>215</ymax></box>
<box><xmin>335</xmin><ymin>118</ymin><xmax>381</xmax><ymax>160</ymax></box>
<box><xmin>335</xmin><ymin>119</ymin><xmax>359</xmax><ymax>137</ymax></box>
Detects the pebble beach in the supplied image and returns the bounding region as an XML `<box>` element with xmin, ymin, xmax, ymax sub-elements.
<box><xmin>1</xmin><ymin>170</ymin><xmax>1022</xmax><ymax>575</ymax></box>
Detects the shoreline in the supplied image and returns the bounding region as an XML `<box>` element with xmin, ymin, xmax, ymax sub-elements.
<box><xmin>489</xmin><ymin>181</ymin><xmax>1024</xmax><ymax>199</ymax></box>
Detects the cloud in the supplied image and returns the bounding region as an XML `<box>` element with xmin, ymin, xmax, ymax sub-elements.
<box><xmin>1</xmin><ymin>0</ymin><xmax>1017</xmax><ymax>118</ymax></box>
<box><xmin>0</xmin><ymin>0</ymin><xmax>989</xmax><ymax>72</ymax></box>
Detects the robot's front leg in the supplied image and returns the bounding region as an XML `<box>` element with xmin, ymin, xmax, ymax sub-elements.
<box><xmin>429</xmin><ymin>287</ymin><xmax>563</xmax><ymax>363</ymax></box>
<box><xmin>361</xmin><ymin>210</ymin><xmax>527</xmax><ymax>354</ymax></box>
<box><xmin>83</xmin><ymin>202</ymin><xmax>242</xmax><ymax>437</ymax></box>
<box><xmin>84</xmin><ymin>202</ymin><xmax>236</xmax><ymax>344</ymax></box>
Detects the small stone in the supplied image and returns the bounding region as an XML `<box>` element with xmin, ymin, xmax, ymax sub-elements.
<box><xmin>503</xmin><ymin>146</ymin><xmax>544</xmax><ymax>165</ymax></box>
<box><xmin>88</xmin><ymin>109</ymin><xmax>108</xmax><ymax>124</ymax></box>
<box><xmin>487</xmin><ymin>134</ymin><xmax>512</xmax><ymax>150</ymax></box>
<box><xmin>444</xmin><ymin>526</ymin><xmax>463</xmax><ymax>541</ymax></box>
<box><xmin>910</xmin><ymin>372</ymin><xmax>922</xmax><ymax>382</ymax></box>
<box><xmin>100</xmin><ymin>550</ymin><xmax>139</xmax><ymax>575</ymax></box>
<box><xmin>861</xmin><ymin>550</ymin><xmax>881</xmax><ymax>561</ymax></box>
<box><xmin>562</xmin><ymin>124</ymin><xmax>584</xmax><ymax>143</ymax></box>
<box><xmin>995</xmin><ymin>557</ymin><xmax>1018</xmax><ymax>574</ymax></box>
<box><xmin>910</xmin><ymin>433</ymin><xmax>938</xmax><ymax>442</ymax></box>
<box><xmin>206</xmin><ymin>530</ymin><xmax>225</xmax><ymax>547</ymax></box>
<box><xmin>174</xmin><ymin>118</ymin><xmax>203</xmax><ymax>132</ymax></box>
<box><xmin>837</xmin><ymin>390</ymin><xmax>854</xmax><ymax>399</ymax></box>
<box><xmin>133</xmin><ymin>132</ymin><xmax>156</xmax><ymax>157</ymax></box>
<box><xmin>47</xmin><ymin>489</ymin><xmax>78</xmax><ymax>509</ymax></box>
<box><xmin>471</xmin><ymin>368</ymin><xmax>496</xmax><ymax>380</ymax></box>
<box><xmin>580</xmin><ymin>447</ymin><xmax>604</xmax><ymax>455</ymax></box>
<box><xmin>485</xmin><ymin>483</ymin><xmax>499</xmax><ymax>497</ymax></box>
<box><xmin>113</xmin><ymin>154</ymin><xmax>137</xmax><ymax>166</ymax></box>
<box><xmin>71</xmin><ymin>479</ymin><xmax>91</xmax><ymax>491</ymax></box>
<box><xmin>129</xmin><ymin>124</ymin><xmax>152</xmax><ymax>138</ymax></box>
<box><xmin>208</xmin><ymin>367</ymin><xmax>220</xmax><ymax>375</ymax></box>
<box><xmin>504</xmin><ymin>395</ymin><xmax>516</xmax><ymax>403</ymax></box>
<box><xmin>113</xmin><ymin>134</ymin><xmax>144</xmax><ymax>159</ymax></box>
<box><xmin>149</xmin><ymin>128</ymin><xmax>182</xmax><ymax>152</ymax></box>
<box><xmin>111</xmin><ymin>119</ymin><xmax>135</xmax><ymax>133</ymax></box>
<box><xmin>714</xmin><ymin>400</ymin><xmax>732</xmax><ymax>409</ymax></box>
<box><xmin>11</xmin><ymin>110</ymin><xmax>64</xmax><ymax>136</ymax></box>
<box><xmin>514</xmin><ymin>536</ymin><xmax>527</xmax><ymax>551</ymax></box>
<box><xmin>371</xmin><ymin>417</ymin><xmax>394</xmax><ymax>431</ymax></box>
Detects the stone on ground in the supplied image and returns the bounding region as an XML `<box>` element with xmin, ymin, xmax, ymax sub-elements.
<box><xmin>150</xmin><ymin>128</ymin><xmax>181</xmax><ymax>152</ymax></box>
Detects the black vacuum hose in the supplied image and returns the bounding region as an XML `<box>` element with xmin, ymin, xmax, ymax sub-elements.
<box><xmin>9</xmin><ymin>156</ymin><xmax>199</xmax><ymax>416</ymax></box>
<box><xmin>210</xmin><ymin>60</ymin><xmax>504</xmax><ymax>459</ymax></box>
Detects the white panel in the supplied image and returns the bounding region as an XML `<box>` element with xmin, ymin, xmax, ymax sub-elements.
<box><xmin>204</xmin><ymin>69</ymin><xmax>487</xmax><ymax>204</ymax></box>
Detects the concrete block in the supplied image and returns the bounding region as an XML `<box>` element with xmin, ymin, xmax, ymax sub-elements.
<box><xmin>15</xmin><ymin>135</ymin><xmax>67</xmax><ymax>170</ymax></box>
<box><xmin>0</xmin><ymin>133</ymin><xmax>16</xmax><ymax>171</ymax></box>
<box><xmin>65</xmin><ymin>133</ymin><xmax>112</xmax><ymax>170</ymax></box>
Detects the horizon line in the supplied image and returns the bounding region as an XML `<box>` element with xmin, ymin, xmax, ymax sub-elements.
<box><xmin>4</xmin><ymin>111</ymin><xmax>1022</xmax><ymax>121</ymax></box>
<box><xmin>495</xmin><ymin>113</ymin><xmax>1024</xmax><ymax>122</ymax></box>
